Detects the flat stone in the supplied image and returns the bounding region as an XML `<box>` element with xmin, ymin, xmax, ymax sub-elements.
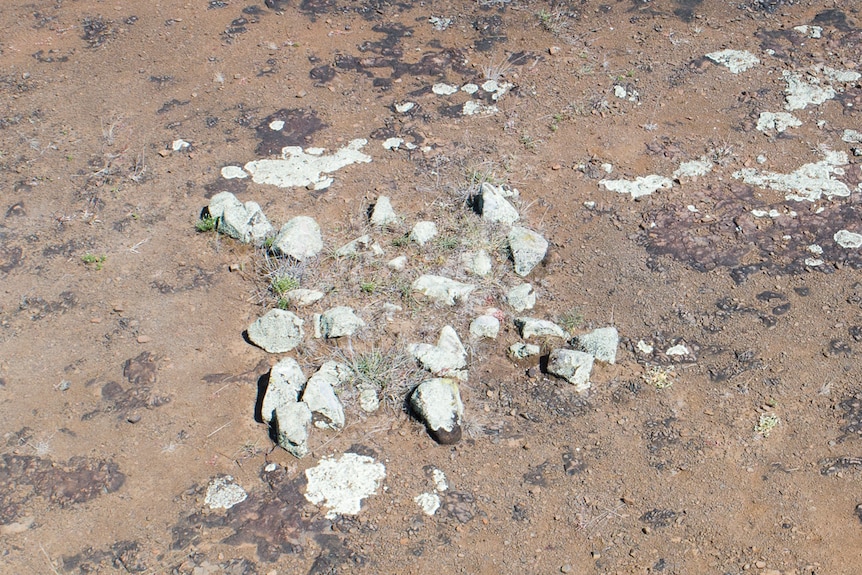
<box><xmin>475</xmin><ymin>182</ymin><xmax>519</xmax><ymax>224</ymax></box>
<box><xmin>573</xmin><ymin>326</ymin><xmax>619</xmax><ymax>364</ymax></box>
<box><xmin>508</xmin><ymin>226</ymin><xmax>548</xmax><ymax>277</ymax></box>
<box><xmin>508</xmin><ymin>343</ymin><xmax>541</xmax><ymax>359</ymax></box>
<box><xmin>460</xmin><ymin>250</ymin><xmax>493</xmax><ymax>277</ymax></box>
<box><xmin>547</xmin><ymin>349</ymin><xmax>594</xmax><ymax>391</ymax></box>
<box><xmin>208</xmin><ymin>191</ymin><xmax>273</xmax><ymax>244</ymax></box>
<box><xmin>247</xmin><ymin>309</ymin><xmax>304</xmax><ymax>353</ymax></box>
<box><xmin>272</xmin><ymin>216</ymin><xmax>323</xmax><ymax>261</ymax></box>
<box><xmin>370</xmin><ymin>196</ymin><xmax>398</xmax><ymax>227</ymax></box>
<box><xmin>304</xmin><ymin>453</ymin><xmax>386</xmax><ymax>519</ymax></box>
<box><xmin>410</xmin><ymin>378</ymin><xmax>464</xmax><ymax>444</ymax></box>
<box><xmin>358</xmin><ymin>386</ymin><xmax>380</xmax><ymax>413</ymax></box>
<box><xmin>314</xmin><ymin>306</ymin><xmax>365</xmax><ymax>338</ymax></box>
<box><xmin>387</xmin><ymin>255</ymin><xmax>408</xmax><ymax>270</ymax></box>
<box><xmin>273</xmin><ymin>401</ymin><xmax>312</xmax><ymax>458</ymax></box>
<box><xmin>204</xmin><ymin>476</ymin><xmax>248</xmax><ymax>510</ymax></box>
<box><xmin>515</xmin><ymin>317</ymin><xmax>567</xmax><ymax>339</ymax></box>
<box><xmin>412</xmin><ymin>275</ymin><xmax>476</xmax><ymax>305</ymax></box>
<box><xmin>301</xmin><ymin>368</ymin><xmax>345</xmax><ymax>430</ymax></box>
<box><xmin>261</xmin><ymin>357</ymin><xmax>307</xmax><ymax>423</ymax></box>
<box><xmin>410</xmin><ymin>221</ymin><xmax>438</xmax><ymax>246</ymax></box>
<box><xmin>409</xmin><ymin>325</ymin><xmax>468</xmax><ymax>377</ymax></box>
<box><xmin>470</xmin><ymin>315</ymin><xmax>500</xmax><ymax>339</ymax></box>
<box><xmin>283</xmin><ymin>288</ymin><xmax>324</xmax><ymax>307</ymax></box>
<box><xmin>334</xmin><ymin>235</ymin><xmax>372</xmax><ymax>257</ymax></box>
<box><xmin>506</xmin><ymin>283</ymin><xmax>536</xmax><ymax>312</ymax></box>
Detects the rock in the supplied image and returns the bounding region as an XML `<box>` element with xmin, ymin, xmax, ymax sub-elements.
<box><xmin>304</xmin><ymin>453</ymin><xmax>386</xmax><ymax>519</ymax></box>
<box><xmin>547</xmin><ymin>349</ymin><xmax>594</xmax><ymax>391</ymax></box>
<box><xmin>314</xmin><ymin>306</ymin><xmax>365</xmax><ymax>338</ymax></box>
<box><xmin>506</xmin><ymin>283</ymin><xmax>536</xmax><ymax>312</ymax></box>
<box><xmin>475</xmin><ymin>182</ymin><xmax>520</xmax><ymax>224</ymax></box>
<box><xmin>283</xmin><ymin>288</ymin><xmax>324</xmax><ymax>307</ymax></box>
<box><xmin>460</xmin><ymin>250</ymin><xmax>493</xmax><ymax>276</ymax></box>
<box><xmin>208</xmin><ymin>191</ymin><xmax>273</xmax><ymax>244</ymax></box>
<box><xmin>334</xmin><ymin>234</ymin><xmax>372</xmax><ymax>257</ymax></box>
<box><xmin>358</xmin><ymin>386</ymin><xmax>380</xmax><ymax>413</ymax></box>
<box><xmin>409</xmin><ymin>325</ymin><xmax>468</xmax><ymax>378</ymax></box>
<box><xmin>410</xmin><ymin>378</ymin><xmax>464</xmax><ymax>444</ymax></box>
<box><xmin>508</xmin><ymin>343</ymin><xmax>541</xmax><ymax>359</ymax></box>
<box><xmin>470</xmin><ymin>315</ymin><xmax>500</xmax><ymax>339</ymax></box>
<box><xmin>515</xmin><ymin>317</ymin><xmax>568</xmax><ymax>339</ymax></box>
<box><xmin>412</xmin><ymin>275</ymin><xmax>476</xmax><ymax>305</ymax></box>
<box><xmin>204</xmin><ymin>476</ymin><xmax>248</xmax><ymax>510</ymax></box>
<box><xmin>302</xmin><ymin>367</ymin><xmax>345</xmax><ymax>430</ymax></box>
<box><xmin>272</xmin><ymin>216</ymin><xmax>323</xmax><ymax>261</ymax></box>
<box><xmin>273</xmin><ymin>401</ymin><xmax>312</xmax><ymax>457</ymax></box>
<box><xmin>410</xmin><ymin>221</ymin><xmax>438</xmax><ymax>246</ymax></box>
<box><xmin>508</xmin><ymin>226</ymin><xmax>548</xmax><ymax>277</ymax></box>
<box><xmin>247</xmin><ymin>309</ymin><xmax>304</xmax><ymax>353</ymax></box>
<box><xmin>370</xmin><ymin>196</ymin><xmax>398</xmax><ymax>227</ymax></box>
<box><xmin>261</xmin><ymin>358</ymin><xmax>307</xmax><ymax>423</ymax></box>
<box><xmin>387</xmin><ymin>255</ymin><xmax>408</xmax><ymax>270</ymax></box>
<box><xmin>574</xmin><ymin>326</ymin><xmax>619</xmax><ymax>364</ymax></box>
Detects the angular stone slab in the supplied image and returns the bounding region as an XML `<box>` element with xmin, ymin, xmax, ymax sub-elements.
<box><xmin>506</xmin><ymin>283</ymin><xmax>536</xmax><ymax>312</ymax></box>
<box><xmin>273</xmin><ymin>401</ymin><xmax>312</xmax><ymax>458</ymax></box>
<box><xmin>208</xmin><ymin>191</ymin><xmax>273</xmax><ymax>244</ymax></box>
<box><xmin>272</xmin><ymin>216</ymin><xmax>323</xmax><ymax>261</ymax></box>
<box><xmin>370</xmin><ymin>196</ymin><xmax>398</xmax><ymax>227</ymax></box>
<box><xmin>302</xmin><ymin>368</ymin><xmax>345</xmax><ymax>430</ymax></box>
<box><xmin>514</xmin><ymin>317</ymin><xmax>567</xmax><ymax>339</ymax></box>
<box><xmin>470</xmin><ymin>315</ymin><xmax>500</xmax><ymax>339</ymax></box>
<box><xmin>475</xmin><ymin>182</ymin><xmax>519</xmax><ymax>224</ymax></box>
<box><xmin>247</xmin><ymin>309</ymin><xmax>304</xmax><ymax>353</ymax></box>
<box><xmin>412</xmin><ymin>275</ymin><xmax>476</xmax><ymax>306</ymax></box>
<box><xmin>508</xmin><ymin>226</ymin><xmax>548</xmax><ymax>277</ymax></box>
<box><xmin>261</xmin><ymin>357</ymin><xmax>307</xmax><ymax>424</ymax></box>
<box><xmin>409</xmin><ymin>325</ymin><xmax>467</xmax><ymax>377</ymax></box>
<box><xmin>410</xmin><ymin>378</ymin><xmax>464</xmax><ymax>445</ymax></box>
<box><xmin>547</xmin><ymin>349</ymin><xmax>594</xmax><ymax>392</ymax></box>
<box><xmin>314</xmin><ymin>306</ymin><xmax>365</xmax><ymax>339</ymax></box>
<box><xmin>574</xmin><ymin>326</ymin><xmax>619</xmax><ymax>364</ymax></box>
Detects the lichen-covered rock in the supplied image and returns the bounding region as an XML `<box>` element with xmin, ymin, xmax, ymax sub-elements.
<box><xmin>370</xmin><ymin>196</ymin><xmax>398</xmax><ymax>227</ymax></box>
<box><xmin>460</xmin><ymin>250</ymin><xmax>493</xmax><ymax>277</ymax></box>
<box><xmin>508</xmin><ymin>226</ymin><xmax>548</xmax><ymax>277</ymax></box>
<box><xmin>412</xmin><ymin>275</ymin><xmax>476</xmax><ymax>305</ymax></box>
<box><xmin>208</xmin><ymin>191</ymin><xmax>273</xmax><ymax>244</ymax></box>
<box><xmin>272</xmin><ymin>216</ymin><xmax>323</xmax><ymax>261</ymax></box>
<box><xmin>273</xmin><ymin>401</ymin><xmax>312</xmax><ymax>458</ymax></box>
<box><xmin>508</xmin><ymin>342</ymin><xmax>541</xmax><ymax>359</ymax></box>
<box><xmin>506</xmin><ymin>283</ymin><xmax>536</xmax><ymax>312</ymax></box>
<box><xmin>514</xmin><ymin>317</ymin><xmax>567</xmax><ymax>339</ymax></box>
<box><xmin>247</xmin><ymin>309</ymin><xmax>304</xmax><ymax>353</ymax></box>
<box><xmin>314</xmin><ymin>306</ymin><xmax>365</xmax><ymax>339</ymax></box>
<box><xmin>547</xmin><ymin>349</ymin><xmax>594</xmax><ymax>392</ymax></box>
<box><xmin>261</xmin><ymin>358</ymin><xmax>307</xmax><ymax>423</ymax></box>
<box><xmin>301</xmin><ymin>368</ymin><xmax>345</xmax><ymax>430</ymax></box>
<box><xmin>574</xmin><ymin>326</ymin><xmax>619</xmax><ymax>364</ymax></box>
<box><xmin>475</xmin><ymin>183</ymin><xmax>520</xmax><ymax>224</ymax></box>
<box><xmin>469</xmin><ymin>315</ymin><xmax>500</xmax><ymax>339</ymax></box>
<box><xmin>410</xmin><ymin>378</ymin><xmax>464</xmax><ymax>444</ymax></box>
<box><xmin>409</xmin><ymin>325</ymin><xmax>468</xmax><ymax>378</ymax></box>
<box><xmin>410</xmin><ymin>221</ymin><xmax>438</xmax><ymax>246</ymax></box>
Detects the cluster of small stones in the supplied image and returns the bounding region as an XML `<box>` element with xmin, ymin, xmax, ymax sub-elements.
<box><xmin>203</xmin><ymin>187</ymin><xmax>620</xmax><ymax>455</ymax></box>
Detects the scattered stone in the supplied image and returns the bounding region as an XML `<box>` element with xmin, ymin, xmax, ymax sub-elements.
<box><xmin>282</xmin><ymin>288</ymin><xmax>324</xmax><ymax>307</ymax></box>
<box><xmin>636</xmin><ymin>340</ymin><xmax>654</xmax><ymax>354</ymax></box>
<box><xmin>470</xmin><ymin>315</ymin><xmax>500</xmax><ymax>339</ymax></box>
<box><xmin>508</xmin><ymin>227</ymin><xmax>548</xmax><ymax>277</ymax></box>
<box><xmin>506</xmin><ymin>283</ymin><xmax>536</xmax><ymax>312</ymax></box>
<box><xmin>412</xmin><ymin>275</ymin><xmax>476</xmax><ymax>305</ymax></box>
<box><xmin>475</xmin><ymin>183</ymin><xmax>519</xmax><ymax>225</ymax></box>
<box><xmin>220</xmin><ymin>165</ymin><xmax>247</xmax><ymax>179</ymax></box>
<box><xmin>272</xmin><ymin>216</ymin><xmax>323</xmax><ymax>261</ymax></box>
<box><xmin>409</xmin><ymin>325</ymin><xmax>468</xmax><ymax>378</ymax></box>
<box><xmin>414</xmin><ymin>492</ymin><xmax>441</xmax><ymax>516</ymax></box>
<box><xmin>334</xmin><ymin>234</ymin><xmax>372</xmax><ymax>257</ymax></box>
<box><xmin>207</xmin><ymin>191</ymin><xmax>274</xmax><ymax>244</ymax></box>
<box><xmin>273</xmin><ymin>401</ymin><xmax>312</xmax><ymax>457</ymax></box>
<box><xmin>387</xmin><ymin>255</ymin><xmax>408</xmax><ymax>270</ymax></box>
<box><xmin>842</xmin><ymin>129</ymin><xmax>862</xmax><ymax>144</ymax></box>
<box><xmin>733</xmin><ymin>150</ymin><xmax>855</xmax><ymax>202</ymax></box>
<box><xmin>304</xmin><ymin>453</ymin><xmax>386</xmax><ymax>519</ymax></box>
<box><xmin>666</xmin><ymin>343</ymin><xmax>690</xmax><ymax>356</ymax></box>
<box><xmin>410</xmin><ymin>221</ymin><xmax>438</xmax><ymax>245</ymax></box>
<box><xmin>432</xmin><ymin>83</ymin><xmax>458</xmax><ymax>95</ymax></box>
<box><xmin>247</xmin><ymin>309</ymin><xmax>305</xmax><ymax>353</ymax></box>
<box><xmin>547</xmin><ymin>349</ymin><xmax>594</xmax><ymax>392</ymax></box>
<box><xmin>172</xmin><ymin>139</ymin><xmax>191</xmax><ymax>151</ymax></box>
<box><xmin>573</xmin><ymin>326</ymin><xmax>619</xmax><ymax>364</ymax></box>
<box><xmin>705</xmin><ymin>49</ymin><xmax>760</xmax><ymax>74</ymax></box>
<box><xmin>515</xmin><ymin>317</ymin><xmax>568</xmax><ymax>339</ymax></box>
<box><xmin>410</xmin><ymin>378</ymin><xmax>464</xmax><ymax>444</ymax></box>
<box><xmin>301</xmin><ymin>368</ymin><xmax>345</xmax><ymax>430</ymax></box>
<box><xmin>314</xmin><ymin>306</ymin><xmax>365</xmax><ymax>339</ymax></box>
<box><xmin>673</xmin><ymin>157</ymin><xmax>713</xmax><ymax>180</ymax></box>
<box><xmin>370</xmin><ymin>196</ymin><xmax>398</xmax><ymax>227</ymax></box>
<box><xmin>358</xmin><ymin>386</ymin><xmax>380</xmax><ymax>413</ymax></box>
<box><xmin>508</xmin><ymin>342</ymin><xmax>541</xmax><ymax>359</ymax></box>
<box><xmin>835</xmin><ymin>230</ymin><xmax>862</xmax><ymax>249</ymax></box>
<box><xmin>261</xmin><ymin>358</ymin><xmax>307</xmax><ymax>423</ymax></box>
<box><xmin>204</xmin><ymin>476</ymin><xmax>248</xmax><ymax>510</ymax></box>
<box><xmin>756</xmin><ymin>111</ymin><xmax>802</xmax><ymax>134</ymax></box>
<box><xmin>783</xmin><ymin>70</ymin><xmax>835</xmax><ymax>110</ymax></box>
<box><xmin>460</xmin><ymin>250</ymin><xmax>493</xmax><ymax>277</ymax></box>
<box><xmin>600</xmin><ymin>175</ymin><xmax>673</xmax><ymax>199</ymax></box>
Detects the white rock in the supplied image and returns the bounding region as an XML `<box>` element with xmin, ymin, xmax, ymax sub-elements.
<box><xmin>835</xmin><ymin>230</ymin><xmax>862</xmax><ymax>248</ymax></box>
<box><xmin>410</xmin><ymin>221</ymin><xmax>438</xmax><ymax>245</ymax></box>
<box><xmin>220</xmin><ymin>165</ymin><xmax>247</xmax><ymax>179</ymax></box>
<box><xmin>204</xmin><ymin>476</ymin><xmax>247</xmax><ymax>510</ymax></box>
<box><xmin>242</xmin><ymin>139</ymin><xmax>372</xmax><ymax>190</ymax></box>
<box><xmin>414</xmin><ymin>492</ymin><xmax>441</xmax><ymax>516</ymax></box>
<box><xmin>315</xmin><ymin>306</ymin><xmax>365</xmax><ymax>339</ymax></box>
<box><xmin>666</xmin><ymin>344</ymin><xmax>690</xmax><ymax>356</ymax></box>
<box><xmin>387</xmin><ymin>255</ymin><xmax>408</xmax><ymax>270</ymax></box>
<box><xmin>733</xmin><ymin>150</ymin><xmax>852</xmax><ymax>202</ymax></box>
<box><xmin>460</xmin><ymin>250</ymin><xmax>493</xmax><ymax>277</ymax></box>
<box><xmin>207</xmin><ymin>191</ymin><xmax>274</xmax><ymax>244</ymax></box>
<box><xmin>462</xmin><ymin>101</ymin><xmax>498</xmax><ymax>116</ymax></box>
<box><xmin>515</xmin><ymin>317</ymin><xmax>567</xmax><ymax>339</ymax></box>
<box><xmin>283</xmin><ymin>288</ymin><xmax>325</xmax><ymax>307</ymax></box>
<box><xmin>506</xmin><ymin>283</ymin><xmax>536</xmax><ymax>312</ymax></box>
<box><xmin>547</xmin><ymin>349</ymin><xmax>594</xmax><ymax>392</ymax></box>
<box><xmin>272</xmin><ymin>216</ymin><xmax>323</xmax><ymax>261</ymax></box>
<box><xmin>470</xmin><ymin>315</ymin><xmax>500</xmax><ymax>339</ymax></box>
<box><xmin>477</xmin><ymin>183</ymin><xmax>519</xmax><ymax>224</ymax></box>
<box><xmin>673</xmin><ymin>157</ymin><xmax>714</xmax><ymax>179</ymax></box>
<box><xmin>705</xmin><ymin>49</ymin><xmax>760</xmax><ymax>74</ymax></box>
<box><xmin>334</xmin><ymin>235</ymin><xmax>372</xmax><ymax>257</ymax></box>
<box><xmin>412</xmin><ymin>275</ymin><xmax>476</xmax><ymax>305</ymax></box>
<box><xmin>600</xmin><ymin>175</ymin><xmax>673</xmax><ymax>199</ymax></box>
<box><xmin>358</xmin><ymin>386</ymin><xmax>380</xmax><ymax>413</ymax></box>
<box><xmin>431</xmin><ymin>468</ymin><xmax>448</xmax><ymax>491</ymax></box>
<box><xmin>783</xmin><ymin>70</ymin><xmax>836</xmax><ymax>111</ymax></box>
<box><xmin>636</xmin><ymin>340</ymin><xmax>654</xmax><ymax>354</ymax></box>
<box><xmin>395</xmin><ymin>102</ymin><xmax>415</xmax><ymax>113</ymax></box>
<box><xmin>302</xmin><ymin>368</ymin><xmax>345</xmax><ymax>430</ymax></box>
<box><xmin>247</xmin><ymin>309</ymin><xmax>305</xmax><ymax>353</ymax></box>
<box><xmin>508</xmin><ymin>227</ymin><xmax>548</xmax><ymax>277</ymax></box>
<box><xmin>273</xmin><ymin>401</ymin><xmax>312</xmax><ymax>458</ymax></box>
<box><xmin>432</xmin><ymin>83</ymin><xmax>458</xmax><ymax>95</ymax></box>
<box><xmin>304</xmin><ymin>453</ymin><xmax>386</xmax><ymax>518</ymax></box>
<box><xmin>261</xmin><ymin>358</ymin><xmax>307</xmax><ymax>423</ymax></box>
<box><xmin>410</xmin><ymin>378</ymin><xmax>464</xmax><ymax>444</ymax></box>
<box><xmin>409</xmin><ymin>325</ymin><xmax>468</xmax><ymax>376</ymax></box>
<box><xmin>756</xmin><ymin>111</ymin><xmax>802</xmax><ymax>133</ymax></box>
<box><xmin>508</xmin><ymin>342</ymin><xmax>542</xmax><ymax>359</ymax></box>
<box><xmin>574</xmin><ymin>326</ymin><xmax>619</xmax><ymax>364</ymax></box>
<box><xmin>172</xmin><ymin>139</ymin><xmax>191</xmax><ymax>151</ymax></box>
<box><xmin>842</xmin><ymin>129</ymin><xmax>862</xmax><ymax>143</ymax></box>
<box><xmin>370</xmin><ymin>196</ymin><xmax>398</xmax><ymax>227</ymax></box>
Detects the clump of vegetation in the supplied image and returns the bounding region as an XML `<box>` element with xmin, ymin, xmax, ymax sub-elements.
<box><xmin>271</xmin><ymin>274</ymin><xmax>299</xmax><ymax>296</ymax></box>
<box><xmin>558</xmin><ymin>308</ymin><xmax>584</xmax><ymax>334</ymax></box>
<box><xmin>195</xmin><ymin>215</ymin><xmax>217</xmax><ymax>232</ymax></box>
<box><xmin>755</xmin><ymin>413</ymin><xmax>780</xmax><ymax>437</ymax></box>
<box><xmin>642</xmin><ymin>366</ymin><xmax>677</xmax><ymax>389</ymax></box>
<box><xmin>360</xmin><ymin>279</ymin><xmax>376</xmax><ymax>294</ymax></box>
<box><xmin>82</xmin><ymin>253</ymin><xmax>107</xmax><ymax>270</ymax></box>
<box><xmin>343</xmin><ymin>347</ymin><xmax>422</xmax><ymax>408</ymax></box>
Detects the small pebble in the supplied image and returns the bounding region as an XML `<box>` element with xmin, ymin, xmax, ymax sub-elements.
<box><xmin>561</xmin><ymin>565</ymin><xmax>572</xmax><ymax>573</ymax></box>
<box><xmin>127</xmin><ymin>413</ymin><xmax>141</xmax><ymax>424</ymax></box>
<box><xmin>754</xmin><ymin>561</ymin><xmax>766</xmax><ymax>569</ymax></box>
<box><xmin>549</xmin><ymin>46</ymin><xmax>561</xmax><ymax>55</ymax></box>
<box><xmin>137</xmin><ymin>335</ymin><xmax>152</xmax><ymax>344</ymax></box>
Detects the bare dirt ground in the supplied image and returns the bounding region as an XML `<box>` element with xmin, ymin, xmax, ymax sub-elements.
<box><xmin>2</xmin><ymin>1</ymin><xmax>862</xmax><ymax>574</ymax></box>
